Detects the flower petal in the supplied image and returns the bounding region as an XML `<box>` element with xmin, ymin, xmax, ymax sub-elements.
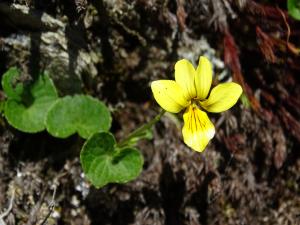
<box><xmin>195</xmin><ymin>56</ymin><xmax>212</xmax><ymax>100</ymax></box>
<box><xmin>200</xmin><ymin>82</ymin><xmax>242</xmax><ymax>113</ymax></box>
<box><xmin>182</xmin><ymin>104</ymin><xmax>215</xmax><ymax>152</ymax></box>
<box><xmin>175</xmin><ymin>59</ymin><xmax>197</xmax><ymax>100</ymax></box>
<box><xmin>151</xmin><ymin>80</ymin><xmax>189</xmax><ymax>113</ymax></box>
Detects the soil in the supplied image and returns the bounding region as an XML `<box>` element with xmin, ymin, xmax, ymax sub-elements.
<box><xmin>0</xmin><ymin>0</ymin><xmax>300</xmax><ymax>225</ymax></box>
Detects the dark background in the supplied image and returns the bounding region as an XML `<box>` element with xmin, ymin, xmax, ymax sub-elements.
<box><xmin>0</xmin><ymin>0</ymin><xmax>299</xmax><ymax>224</ymax></box>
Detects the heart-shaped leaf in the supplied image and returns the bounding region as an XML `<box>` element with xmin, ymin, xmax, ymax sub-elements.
<box><xmin>2</xmin><ymin>68</ymin><xmax>58</xmax><ymax>133</ymax></box>
<box><xmin>46</xmin><ymin>95</ymin><xmax>111</xmax><ymax>139</ymax></box>
<box><xmin>80</xmin><ymin>132</ymin><xmax>144</xmax><ymax>188</ymax></box>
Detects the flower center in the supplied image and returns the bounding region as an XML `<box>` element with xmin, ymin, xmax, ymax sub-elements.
<box><xmin>190</xmin><ymin>98</ymin><xmax>206</xmax><ymax>113</ymax></box>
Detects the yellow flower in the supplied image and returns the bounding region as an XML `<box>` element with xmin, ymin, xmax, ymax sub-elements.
<box><xmin>151</xmin><ymin>56</ymin><xmax>242</xmax><ymax>152</ymax></box>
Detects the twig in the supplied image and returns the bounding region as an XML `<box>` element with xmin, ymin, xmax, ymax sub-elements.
<box><xmin>112</xmin><ymin>17</ymin><xmax>147</xmax><ymax>47</ymax></box>
<box><xmin>39</xmin><ymin>185</ymin><xmax>57</xmax><ymax>225</ymax></box>
<box><xmin>277</xmin><ymin>7</ymin><xmax>291</xmax><ymax>44</ymax></box>
<box><xmin>0</xmin><ymin>189</ymin><xmax>15</xmax><ymax>225</ymax></box>
<box><xmin>38</xmin><ymin>170</ymin><xmax>67</xmax><ymax>225</ymax></box>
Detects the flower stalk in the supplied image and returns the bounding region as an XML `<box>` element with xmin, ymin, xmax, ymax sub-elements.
<box><xmin>117</xmin><ymin>110</ymin><xmax>165</xmax><ymax>148</ymax></box>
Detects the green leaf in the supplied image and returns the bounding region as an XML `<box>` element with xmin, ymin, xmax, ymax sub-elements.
<box><xmin>46</xmin><ymin>95</ymin><xmax>111</xmax><ymax>139</ymax></box>
<box><xmin>3</xmin><ymin>70</ymin><xmax>58</xmax><ymax>133</ymax></box>
<box><xmin>240</xmin><ymin>93</ymin><xmax>251</xmax><ymax>109</ymax></box>
<box><xmin>80</xmin><ymin>132</ymin><xmax>144</xmax><ymax>188</ymax></box>
<box><xmin>1</xmin><ymin>67</ymin><xmax>24</xmax><ymax>101</ymax></box>
<box><xmin>0</xmin><ymin>101</ymin><xmax>5</xmax><ymax>114</ymax></box>
<box><xmin>288</xmin><ymin>0</ymin><xmax>300</xmax><ymax>20</ymax></box>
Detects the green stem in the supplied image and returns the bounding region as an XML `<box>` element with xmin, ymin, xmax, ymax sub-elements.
<box><xmin>117</xmin><ymin>110</ymin><xmax>165</xmax><ymax>148</ymax></box>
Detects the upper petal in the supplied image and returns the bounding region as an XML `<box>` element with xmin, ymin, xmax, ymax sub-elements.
<box><xmin>195</xmin><ymin>56</ymin><xmax>212</xmax><ymax>100</ymax></box>
<box><xmin>200</xmin><ymin>82</ymin><xmax>242</xmax><ymax>113</ymax></box>
<box><xmin>175</xmin><ymin>59</ymin><xmax>197</xmax><ymax>100</ymax></box>
<box><xmin>182</xmin><ymin>104</ymin><xmax>215</xmax><ymax>152</ymax></box>
<box><xmin>151</xmin><ymin>80</ymin><xmax>189</xmax><ymax>113</ymax></box>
